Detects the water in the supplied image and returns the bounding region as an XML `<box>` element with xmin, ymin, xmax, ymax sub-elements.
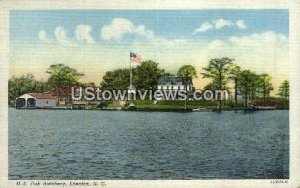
<box><xmin>8</xmin><ymin>108</ymin><xmax>289</xmax><ymax>179</ymax></box>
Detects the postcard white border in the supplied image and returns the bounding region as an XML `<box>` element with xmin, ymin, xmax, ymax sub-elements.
<box><xmin>1</xmin><ymin>0</ymin><xmax>300</xmax><ymax>187</ymax></box>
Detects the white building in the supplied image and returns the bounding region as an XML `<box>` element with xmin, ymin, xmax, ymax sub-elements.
<box><xmin>157</xmin><ymin>76</ymin><xmax>194</xmax><ymax>100</ymax></box>
<box><xmin>157</xmin><ymin>76</ymin><xmax>193</xmax><ymax>91</ymax></box>
<box><xmin>15</xmin><ymin>93</ymin><xmax>57</xmax><ymax>109</ymax></box>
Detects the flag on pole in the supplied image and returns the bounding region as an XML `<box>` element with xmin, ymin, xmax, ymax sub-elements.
<box><xmin>130</xmin><ymin>52</ymin><xmax>142</xmax><ymax>63</ymax></box>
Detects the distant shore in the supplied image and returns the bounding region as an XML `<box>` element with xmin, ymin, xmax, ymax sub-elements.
<box><xmin>11</xmin><ymin>107</ymin><xmax>289</xmax><ymax>112</ymax></box>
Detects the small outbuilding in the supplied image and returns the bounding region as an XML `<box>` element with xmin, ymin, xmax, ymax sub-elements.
<box><xmin>15</xmin><ymin>93</ymin><xmax>57</xmax><ymax>109</ymax></box>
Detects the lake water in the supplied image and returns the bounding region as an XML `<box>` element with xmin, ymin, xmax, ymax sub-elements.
<box><xmin>8</xmin><ymin>108</ymin><xmax>289</xmax><ymax>179</ymax></box>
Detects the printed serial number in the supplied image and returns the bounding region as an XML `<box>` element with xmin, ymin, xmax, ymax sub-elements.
<box><xmin>270</xmin><ymin>180</ymin><xmax>288</xmax><ymax>184</ymax></box>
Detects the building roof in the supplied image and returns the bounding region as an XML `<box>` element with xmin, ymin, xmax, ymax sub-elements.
<box><xmin>28</xmin><ymin>93</ymin><xmax>56</xmax><ymax>99</ymax></box>
<box><xmin>158</xmin><ymin>76</ymin><xmax>192</xmax><ymax>86</ymax></box>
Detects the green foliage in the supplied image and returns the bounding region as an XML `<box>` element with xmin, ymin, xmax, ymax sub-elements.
<box><xmin>177</xmin><ymin>65</ymin><xmax>197</xmax><ymax>78</ymax></box>
<box><xmin>277</xmin><ymin>80</ymin><xmax>289</xmax><ymax>105</ymax></box>
<box><xmin>8</xmin><ymin>59</ymin><xmax>288</xmax><ymax>110</ymax></box>
<box><xmin>238</xmin><ymin>71</ymin><xmax>274</xmax><ymax>107</ymax></box>
<box><xmin>229</xmin><ymin>65</ymin><xmax>241</xmax><ymax>106</ymax></box>
<box><xmin>8</xmin><ymin>73</ymin><xmax>48</xmax><ymax>105</ymax></box>
<box><xmin>202</xmin><ymin>57</ymin><xmax>234</xmax><ymax>90</ymax></box>
<box><xmin>238</xmin><ymin>70</ymin><xmax>260</xmax><ymax>108</ymax></box>
<box><xmin>203</xmin><ymin>82</ymin><xmax>218</xmax><ymax>91</ymax></box>
<box><xmin>177</xmin><ymin>65</ymin><xmax>197</xmax><ymax>109</ymax></box>
<box><xmin>202</xmin><ymin>61</ymin><xmax>277</xmax><ymax>109</ymax></box>
<box><xmin>101</xmin><ymin>60</ymin><xmax>172</xmax><ymax>90</ymax></box>
<box><xmin>46</xmin><ymin>64</ymin><xmax>84</xmax><ymax>88</ymax></box>
<box><xmin>229</xmin><ymin>65</ymin><xmax>241</xmax><ymax>80</ymax></box>
<box><xmin>201</xmin><ymin>57</ymin><xmax>234</xmax><ymax>109</ymax></box>
<box><xmin>134</xmin><ymin>60</ymin><xmax>170</xmax><ymax>89</ymax></box>
<box><xmin>79</xmin><ymin>82</ymin><xmax>97</xmax><ymax>88</ymax></box>
<box><xmin>100</xmin><ymin>68</ymin><xmax>130</xmax><ymax>89</ymax></box>
<box><xmin>258</xmin><ymin>73</ymin><xmax>273</xmax><ymax>102</ymax></box>
<box><xmin>9</xmin><ymin>64</ymin><xmax>85</xmax><ymax>106</ymax></box>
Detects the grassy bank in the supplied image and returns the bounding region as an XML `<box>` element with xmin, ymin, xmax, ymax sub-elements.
<box><xmin>10</xmin><ymin>97</ymin><xmax>289</xmax><ymax>111</ymax></box>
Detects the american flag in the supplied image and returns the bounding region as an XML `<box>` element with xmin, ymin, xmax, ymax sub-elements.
<box><xmin>130</xmin><ymin>52</ymin><xmax>142</xmax><ymax>63</ymax></box>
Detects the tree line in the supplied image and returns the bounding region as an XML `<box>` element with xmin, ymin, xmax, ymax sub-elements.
<box><xmin>201</xmin><ymin>57</ymin><xmax>283</xmax><ymax>109</ymax></box>
<box><xmin>8</xmin><ymin>64</ymin><xmax>90</xmax><ymax>105</ymax></box>
<box><xmin>100</xmin><ymin>57</ymin><xmax>289</xmax><ymax>109</ymax></box>
<box><xmin>8</xmin><ymin>58</ymin><xmax>289</xmax><ymax>109</ymax></box>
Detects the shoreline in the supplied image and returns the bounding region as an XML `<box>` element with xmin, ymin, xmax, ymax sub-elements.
<box><xmin>11</xmin><ymin>107</ymin><xmax>289</xmax><ymax>112</ymax></box>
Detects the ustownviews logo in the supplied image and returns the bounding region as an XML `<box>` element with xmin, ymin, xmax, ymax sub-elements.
<box><xmin>71</xmin><ymin>87</ymin><xmax>229</xmax><ymax>101</ymax></box>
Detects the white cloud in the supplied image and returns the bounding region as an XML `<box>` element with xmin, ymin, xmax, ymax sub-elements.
<box><xmin>192</xmin><ymin>22</ymin><xmax>213</xmax><ymax>35</ymax></box>
<box><xmin>214</xmin><ymin>19</ymin><xmax>233</xmax><ymax>30</ymax></box>
<box><xmin>38</xmin><ymin>30</ymin><xmax>51</xmax><ymax>43</ymax></box>
<box><xmin>101</xmin><ymin>18</ymin><xmax>154</xmax><ymax>40</ymax></box>
<box><xmin>193</xmin><ymin>31</ymin><xmax>288</xmax><ymax>90</ymax></box>
<box><xmin>13</xmin><ymin>29</ymin><xmax>288</xmax><ymax>93</ymax></box>
<box><xmin>75</xmin><ymin>25</ymin><xmax>95</xmax><ymax>44</ymax></box>
<box><xmin>236</xmin><ymin>20</ymin><xmax>247</xmax><ymax>29</ymax></box>
<box><xmin>101</xmin><ymin>18</ymin><xmax>134</xmax><ymax>40</ymax></box>
<box><xmin>135</xmin><ymin>25</ymin><xmax>154</xmax><ymax>39</ymax></box>
<box><xmin>54</xmin><ymin>27</ymin><xmax>73</xmax><ymax>45</ymax></box>
<box><xmin>228</xmin><ymin>31</ymin><xmax>288</xmax><ymax>47</ymax></box>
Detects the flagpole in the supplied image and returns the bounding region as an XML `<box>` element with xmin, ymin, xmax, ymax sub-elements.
<box><xmin>129</xmin><ymin>52</ymin><xmax>135</xmax><ymax>107</ymax></box>
<box><xmin>128</xmin><ymin>51</ymin><xmax>137</xmax><ymax>108</ymax></box>
<box><xmin>130</xmin><ymin>51</ymin><xmax>132</xmax><ymax>89</ymax></box>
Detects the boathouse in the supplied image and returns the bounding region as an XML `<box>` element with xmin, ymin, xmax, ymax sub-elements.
<box><xmin>15</xmin><ymin>93</ymin><xmax>57</xmax><ymax>109</ymax></box>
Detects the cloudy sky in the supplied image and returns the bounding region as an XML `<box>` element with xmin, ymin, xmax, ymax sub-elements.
<box><xmin>10</xmin><ymin>10</ymin><xmax>288</xmax><ymax>90</ymax></box>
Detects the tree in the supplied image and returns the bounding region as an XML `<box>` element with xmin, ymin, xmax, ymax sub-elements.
<box><xmin>46</xmin><ymin>64</ymin><xmax>84</xmax><ymax>88</ymax></box>
<box><xmin>177</xmin><ymin>65</ymin><xmax>197</xmax><ymax>78</ymax></box>
<box><xmin>79</xmin><ymin>82</ymin><xmax>97</xmax><ymax>88</ymax></box>
<box><xmin>46</xmin><ymin>64</ymin><xmax>84</xmax><ymax>102</ymax></box>
<box><xmin>201</xmin><ymin>57</ymin><xmax>234</xmax><ymax>109</ymax></box>
<box><xmin>229</xmin><ymin>65</ymin><xmax>241</xmax><ymax>106</ymax></box>
<box><xmin>203</xmin><ymin>82</ymin><xmax>218</xmax><ymax>91</ymax></box>
<box><xmin>100</xmin><ymin>60</ymin><xmax>172</xmax><ymax>91</ymax></box>
<box><xmin>177</xmin><ymin>65</ymin><xmax>197</xmax><ymax>109</ymax></box>
<box><xmin>249</xmin><ymin>73</ymin><xmax>260</xmax><ymax>100</ymax></box>
<box><xmin>100</xmin><ymin>68</ymin><xmax>130</xmax><ymax>90</ymax></box>
<box><xmin>238</xmin><ymin>70</ymin><xmax>260</xmax><ymax>108</ymax></box>
<box><xmin>277</xmin><ymin>80</ymin><xmax>289</xmax><ymax>106</ymax></box>
<box><xmin>8</xmin><ymin>73</ymin><xmax>48</xmax><ymax>105</ymax></box>
<box><xmin>258</xmin><ymin>73</ymin><xmax>273</xmax><ymax>104</ymax></box>
<box><xmin>134</xmin><ymin>60</ymin><xmax>170</xmax><ymax>90</ymax></box>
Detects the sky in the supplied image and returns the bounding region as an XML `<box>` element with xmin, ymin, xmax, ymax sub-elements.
<box><xmin>9</xmin><ymin>9</ymin><xmax>289</xmax><ymax>91</ymax></box>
